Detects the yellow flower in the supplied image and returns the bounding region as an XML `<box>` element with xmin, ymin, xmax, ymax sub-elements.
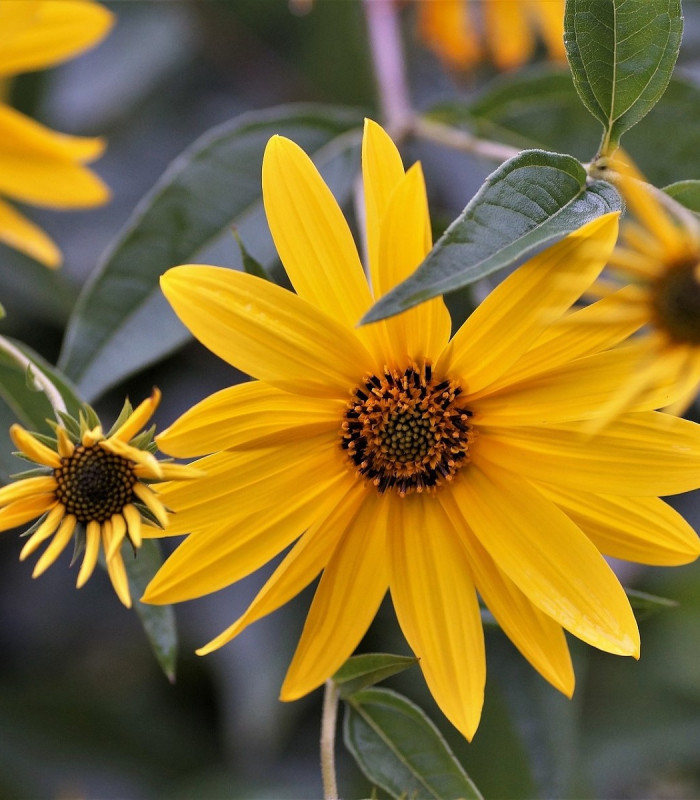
<box><xmin>416</xmin><ymin>0</ymin><xmax>566</xmax><ymax>71</ymax></box>
<box><xmin>0</xmin><ymin>0</ymin><xmax>113</xmax><ymax>268</ymax></box>
<box><xmin>0</xmin><ymin>389</ymin><xmax>197</xmax><ymax>606</ymax></box>
<box><xmin>143</xmin><ymin>120</ymin><xmax>700</xmax><ymax>740</ymax></box>
<box><xmin>588</xmin><ymin>154</ymin><xmax>700</xmax><ymax>417</ymax></box>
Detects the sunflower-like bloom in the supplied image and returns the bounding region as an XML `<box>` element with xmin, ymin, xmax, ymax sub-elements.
<box><xmin>143</xmin><ymin>121</ymin><xmax>700</xmax><ymax>739</ymax></box>
<box><xmin>416</xmin><ymin>0</ymin><xmax>566</xmax><ymax>71</ymax></box>
<box><xmin>0</xmin><ymin>0</ymin><xmax>113</xmax><ymax>268</ymax></box>
<box><xmin>589</xmin><ymin>156</ymin><xmax>700</xmax><ymax>417</ymax></box>
<box><xmin>0</xmin><ymin>389</ymin><xmax>198</xmax><ymax>606</ymax></box>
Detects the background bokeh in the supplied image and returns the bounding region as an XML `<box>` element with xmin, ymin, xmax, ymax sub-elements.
<box><xmin>0</xmin><ymin>2</ymin><xmax>699</xmax><ymax>798</ymax></box>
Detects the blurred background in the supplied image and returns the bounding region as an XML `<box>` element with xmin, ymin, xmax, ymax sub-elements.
<box><xmin>0</xmin><ymin>1</ymin><xmax>699</xmax><ymax>797</ymax></box>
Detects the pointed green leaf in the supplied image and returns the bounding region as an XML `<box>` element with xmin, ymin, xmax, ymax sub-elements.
<box><xmin>664</xmin><ymin>181</ymin><xmax>700</xmax><ymax>213</ymax></box>
<box><xmin>333</xmin><ymin>653</ymin><xmax>418</xmax><ymax>699</ymax></box>
<box><xmin>344</xmin><ymin>687</ymin><xmax>483</xmax><ymax>800</ymax></box>
<box><xmin>57</xmin><ymin>104</ymin><xmax>363</xmax><ymax>402</ymax></box>
<box><xmin>564</xmin><ymin>0</ymin><xmax>682</xmax><ymax>152</ymax></box>
<box><xmin>626</xmin><ymin>587</ymin><xmax>678</xmax><ymax>621</ymax></box>
<box><xmin>362</xmin><ymin>150</ymin><xmax>621</xmax><ymax>323</ymax></box>
<box><xmin>125</xmin><ymin>539</ymin><xmax>178</xmax><ymax>682</ymax></box>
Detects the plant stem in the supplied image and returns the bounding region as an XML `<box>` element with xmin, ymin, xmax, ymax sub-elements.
<box><xmin>0</xmin><ymin>336</ymin><xmax>67</xmax><ymax>418</ymax></box>
<box><xmin>412</xmin><ymin>116</ymin><xmax>521</xmax><ymax>163</ymax></box>
<box><xmin>320</xmin><ymin>679</ymin><xmax>340</xmax><ymax>800</ymax></box>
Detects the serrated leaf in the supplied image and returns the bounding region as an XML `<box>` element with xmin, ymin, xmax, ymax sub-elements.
<box><xmin>57</xmin><ymin>103</ymin><xmax>363</xmax><ymax>402</ymax></box>
<box><xmin>362</xmin><ymin>150</ymin><xmax>621</xmax><ymax>323</ymax></box>
<box><xmin>125</xmin><ymin>539</ymin><xmax>178</xmax><ymax>682</ymax></box>
<box><xmin>664</xmin><ymin>180</ymin><xmax>700</xmax><ymax>213</ymax></box>
<box><xmin>333</xmin><ymin>653</ymin><xmax>418</xmax><ymax>699</ymax></box>
<box><xmin>344</xmin><ymin>687</ymin><xmax>483</xmax><ymax>800</ymax></box>
<box><xmin>564</xmin><ymin>0</ymin><xmax>682</xmax><ymax>152</ymax></box>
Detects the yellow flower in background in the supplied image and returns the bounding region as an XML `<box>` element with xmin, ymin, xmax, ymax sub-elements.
<box><xmin>590</xmin><ymin>155</ymin><xmax>700</xmax><ymax>417</ymax></box>
<box><xmin>143</xmin><ymin>120</ymin><xmax>700</xmax><ymax>740</ymax></box>
<box><xmin>0</xmin><ymin>389</ymin><xmax>198</xmax><ymax>606</ymax></box>
<box><xmin>0</xmin><ymin>0</ymin><xmax>113</xmax><ymax>268</ymax></box>
<box><xmin>416</xmin><ymin>0</ymin><xmax>566</xmax><ymax>71</ymax></box>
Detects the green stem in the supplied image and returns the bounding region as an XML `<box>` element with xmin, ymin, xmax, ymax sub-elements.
<box><xmin>412</xmin><ymin>116</ymin><xmax>522</xmax><ymax>163</ymax></box>
<box><xmin>320</xmin><ymin>679</ymin><xmax>340</xmax><ymax>800</ymax></box>
<box><xmin>0</xmin><ymin>335</ymin><xmax>66</xmax><ymax>418</ymax></box>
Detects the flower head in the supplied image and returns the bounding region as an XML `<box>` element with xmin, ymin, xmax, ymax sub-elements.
<box><xmin>416</xmin><ymin>0</ymin><xmax>566</xmax><ymax>71</ymax></box>
<box><xmin>0</xmin><ymin>0</ymin><xmax>113</xmax><ymax>267</ymax></box>
<box><xmin>589</xmin><ymin>154</ymin><xmax>700</xmax><ymax>417</ymax></box>
<box><xmin>0</xmin><ymin>389</ymin><xmax>197</xmax><ymax>606</ymax></box>
<box><xmin>144</xmin><ymin>121</ymin><xmax>700</xmax><ymax>740</ymax></box>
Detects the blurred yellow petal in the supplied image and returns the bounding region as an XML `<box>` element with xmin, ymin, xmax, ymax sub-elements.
<box><xmin>0</xmin><ymin>195</ymin><xmax>61</xmax><ymax>267</ymax></box>
<box><xmin>484</xmin><ymin>0</ymin><xmax>532</xmax><ymax>70</ymax></box>
<box><xmin>416</xmin><ymin>0</ymin><xmax>481</xmax><ymax>69</ymax></box>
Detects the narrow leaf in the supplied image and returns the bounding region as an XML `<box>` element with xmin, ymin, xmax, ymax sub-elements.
<box><xmin>333</xmin><ymin>653</ymin><xmax>418</xmax><ymax>699</ymax></box>
<box><xmin>344</xmin><ymin>687</ymin><xmax>483</xmax><ymax>800</ymax></box>
<box><xmin>664</xmin><ymin>181</ymin><xmax>700</xmax><ymax>214</ymax></box>
<box><xmin>564</xmin><ymin>0</ymin><xmax>682</xmax><ymax>152</ymax></box>
<box><xmin>57</xmin><ymin>104</ymin><xmax>362</xmax><ymax>402</ymax></box>
<box><xmin>362</xmin><ymin>150</ymin><xmax>621</xmax><ymax>323</ymax></box>
<box><xmin>626</xmin><ymin>587</ymin><xmax>678</xmax><ymax>621</ymax></box>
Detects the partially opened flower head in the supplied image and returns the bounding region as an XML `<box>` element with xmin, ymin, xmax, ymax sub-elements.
<box><xmin>144</xmin><ymin>120</ymin><xmax>700</xmax><ymax>740</ymax></box>
<box><xmin>0</xmin><ymin>389</ymin><xmax>198</xmax><ymax>606</ymax></box>
<box><xmin>590</xmin><ymin>153</ymin><xmax>700</xmax><ymax>417</ymax></box>
<box><xmin>416</xmin><ymin>0</ymin><xmax>566</xmax><ymax>71</ymax></box>
<box><xmin>0</xmin><ymin>0</ymin><xmax>113</xmax><ymax>267</ymax></box>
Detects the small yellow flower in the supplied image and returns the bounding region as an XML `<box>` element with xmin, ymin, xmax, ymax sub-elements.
<box><xmin>143</xmin><ymin>121</ymin><xmax>700</xmax><ymax>740</ymax></box>
<box><xmin>0</xmin><ymin>389</ymin><xmax>197</xmax><ymax>606</ymax></box>
<box><xmin>0</xmin><ymin>0</ymin><xmax>113</xmax><ymax>267</ymax></box>
<box><xmin>589</xmin><ymin>154</ymin><xmax>700</xmax><ymax>417</ymax></box>
<box><xmin>416</xmin><ymin>0</ymin><xmax>566</xmax><ymax>71</ymax></box>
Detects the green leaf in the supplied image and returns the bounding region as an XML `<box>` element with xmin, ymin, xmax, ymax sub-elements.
<box><xmin>626</xmin><ymin>587</ymin><xmax>678</xmax><ymax>621</ymax></box>
<box><xmin>664</xmin><ymin>180</ymin><xmax>700</xmax><ymax>213</ymax></box>
<box><xmin>343</xmin><ymin>687</ymin><xmax>483</xmax><ymax>800</ymax></box>
<box><xmin>125</xmin><ymin>539</ymin><xmax>178</xmax><ymax>682</ymax></box>
<box><xmin>333</xmin><ymin>653</ymin><xmax>418</xmax><ymax>699</ymax></box>
<box><xmin>232</xmin><ymin>229</ymin><xmax>273</xmax><ymax>282</ymax></box>
<box><xmin>564</xmin><ymin>0</ymin><xmax>682</xmax><ymax>152</ymax></box>
<box><xmin>362</xmin><ymin>150</ymin><xmax>621</xmax><ymax>323</ymax></box>
<box><xmin>57</xmin><ymin>103</ymin><xmax>363</xmax><ymax>402</ymax></box>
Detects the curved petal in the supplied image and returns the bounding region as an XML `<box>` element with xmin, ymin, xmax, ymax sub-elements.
<box><xmin>388</xmin><ymin>494</ymin><xmax>486</xmax><ymax>740</ymax></box>
<box><xmin>437</xmin><ymin>213</ymin><xmax>619</xmax><ymax>393</ymax></box>
<box><xmin>0</xmin><ymin>195</ymin><xmax>61</xmax><ymax>267</ymax></box>
<box><xmin>537</xmin><ymin>483</ymin><xmax>700</xmax><ymax>566</ymax></box>
<box><xmin>160</xmin><ymin>266</ymin><xmax>371</xmax><ymax>398</ymax></box>
<box><xmin>371</xmin><ymin>163</ymin><xmax>451</xmax><ymax>364</ymax></box>
<box><xmin>104</xmin><ymin>527</ymin><xmax>131</xmax><ymax>607</ymax></box>
<box><xmin>477</xmin><ymin>412</ymin><xmax>700</xmax><ymax>497</ymax></box>
<box><xmin>262</xmin><ymin>134</ymin><xmax>372</xmax><ymax>328</ymax></box>
<box><xmin>33</xmin><ymin>513</ymin><xmax>76</xmax><ymax>577</ymax></box>
<box><xmin>77</xmin><ymin>520</ymin><xmax>101</xmax><ymax>588</ymax></box>
<box><xmin>111</xmin><ymin>388</ymin><xmax>160</xmax><ymax>443</ymax></box>
<box><xmin>157</xmin><ymin>381</ymin><xmax>343</xmax><ymax>458</ymax></box>
<box><xmin>281</xmin><ymin>491</ymin><xmax>390</xmax><ymax>700</ymax></box>
<box><xmin>10</xmin><ymin>424</ymin><xmax>61</xmax><ymax>467</ymax></box>
<box><xmin>455</xmin><ymin>461</ymin><xmax>639</xmax><ymax>657</ymax></box>
<box><xmin>439</xmin><ymin>489</ymin><xmax>574</xmax><ymax>697</ymax></box>
<box><xmin>0</xmin><ymin>495</ymin><xmax>56</xmax><ymax>531</ymax></box>
<box><xmin>0</xmin><ymin>475</ymin><xmax>56</xmax><ymax>505</ymax></box>
<box><xmin>18</xmin><ymin>503</ymin><xmax>64</xmax><ymax>558</ymax></box>
<box><xmin>0</xmin><ymin>0</ymin><xmax>113</xmax><ymax>77</ymax></box>
<box><xmin>196</xmin><ymin>481</ymin><xmax>367</xmax><ymax>655</ymax></box>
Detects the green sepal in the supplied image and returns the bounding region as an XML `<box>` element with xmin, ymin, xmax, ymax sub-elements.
<box><xmin>233</xmin><ymin>228</ymin><xmax>273</xmax><ymax>282</ymax></box>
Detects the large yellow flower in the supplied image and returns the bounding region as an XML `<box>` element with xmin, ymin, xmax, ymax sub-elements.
<box><xmin>589</xmin><ymin>155</ymin><xmax>700</xmax><ymax>416</ymax></box>
<box><xmin>143</xmin><ymin>120</ymin><xmax>700</xmax><ymax>740</ymax></box>
<box><xmin>416</xmin><ymin>0</ymin><xmax>566</xmax><ymax>71</ymax></box>
<box><xmin>0</xmin><ymin>390</ymin><xmax>197</xmax><ymax>606</ymax></box>
<box><xmin>0</xmin><ymin>0</ymin><xmax>113</xmax><ymax>268</ymax></box>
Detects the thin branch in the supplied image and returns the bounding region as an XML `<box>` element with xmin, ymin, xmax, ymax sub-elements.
<box><xmin>412</xmin><ymin>116</ymin><xmax>522</xmax><ymax>163</ymax></box>
<box><xmin>320</xmin><ymin>679</ymin><xmax>340</xmax><ymax>800</ymax></box>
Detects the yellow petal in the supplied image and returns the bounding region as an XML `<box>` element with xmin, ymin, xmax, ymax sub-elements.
<box><xmin>484</xmin><ymin>0</ymin><xmax>533</xmax><ymax>70</ymax></box>
<box><xmin>0</xmin><ymin>494</ymin><xmax>56</xmax><ymax>531</ymax></box>
<box><xmin>19</xmin><ymin>503</ymin><xmax>64</xmax><ymax>558</ymax></box>
<box><xmin>416</xmin><ymin>0</ymin><xmax>481</xmax><ymax>69</ymax></box>
<box><xmin>262</xmin><ymin>134</ymin><xmax>373</xmax><ymax>328</ymax></box>
<box><xmin>456</xmin><ymin>461</ymin><xmax>639</xmax><ymax>657</ymax></box>
<box><xmin>0</xmin><ymin>0</ymin><xmax>114</xmax><ymax>77</ymax></box>
<box><xmin>281</xmin><ymin>491</ymin><xmax>389</xmax><ymax>700</ymax></box>
<box><xmin>439</xmin><ymin>489</ymin><xmax>574</xmax><ymax>697</ymax></box>
<box><xmin>76</xmin><ymin>519</ymin><xmax>101</xmax><ymax>588</ymax></box>
<box><xmin>478</xmin><ymin>412</ymin><xmax>700</xmax><ymax>497</ymax></box>
<box><xmin>111</xmin><ymin>388</ymin><xmax>161</xmax><ymax>443</ymax></box>
<box><xmin>0</xmin><ymin>474</ymin><xmax>56</xmax><ymax>505</ymax></box>
<box><xmin>100</xmin><ymin>437</ymin><xmax>162</xmax><ymax>479</ymax></box>
<box><xmin>0</xmin><ymin>195</ymin><xmax>61</xmax><ymax>267</ymax></box>
<box><xmin>437</xmin><ymin>213</ymin><xmax>620</xmax><ymax>393</ymax></box>
<box><xmin>104</xmin><ymin>532</ymin><xmax>131</xmax><ymax>607</ymax></box>
<box><xmin>132</xmin><ymin>484</ymin><xmax>168</xmax><ymax>530</ymax></box>
<box><xmin>32</xmin><ymin>513</ymin><xmax>76</xmax><ymax>577</ymax></box>
<box><xmin>529</xmin><ymin>0</ymin><xmax>567</xmax><ymax>61</ymax></box>
<box><xmin>10</xmin><ymin>424</ymin><xmax>61</xmax><ymax>467</ymax></box>
<box><xmin>161</xmin><ymin>266</ymin><xmax>371</xmax><ymax>398</ymax></box>
<box><xmin>156</xmin><ymin>381</ymin><xmax>342</xmax><ymax>458</ymax></box>
<box><xmin>538</xmin><ymin>484</ymin><xmax>700</xmax><ymax>566</ymax></box>
<box><xmin>388</xmin><ymin>494</ymin><xmax>486</xmax><ymax>740</ymax></box>
<box><xmin>122</xmin><ymin>505</ymin><xmax>141</xmax><ymax>550</ymax></box>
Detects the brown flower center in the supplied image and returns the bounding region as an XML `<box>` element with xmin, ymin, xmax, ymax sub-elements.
<box><xmin>651</xmin><ymin>258</ymin><xmax>700</xmax><ymax>345</ymax></box>
<box><xmin>341</xmin><ymin>363</ymin><xmax>473</xmax><ymax>496</ymax></box>
<box><xmin>54</xmin><ymin>444</ymin><xmax>136</xmax><ymax>523</ymax></box>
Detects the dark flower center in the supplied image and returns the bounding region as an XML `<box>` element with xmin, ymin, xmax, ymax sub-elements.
<box><xmin>651</xmin><ymin>258</ymin><xmax>700</xmax><ymax>344</ymax></box>
<box><xmin>341</xmin><ymin>363</ymin><xmax>473</xmax><ymax>496</ymax></box>
<box><xmin>54</xmin><ymin>444</ymin><xmax>136</xmax><ymax>523</ymax></box>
